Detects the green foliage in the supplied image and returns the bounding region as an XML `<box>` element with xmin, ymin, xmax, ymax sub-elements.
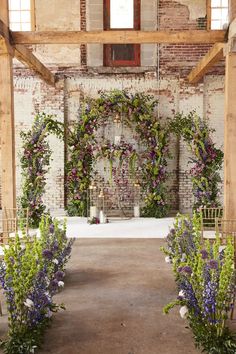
<box><xmin>0</xmin><ymin>216</ymin><xmax>73</xmax><ymax>354</ymax></box>
<box><xmin>66</xmin><ymin>90</ymin><xmax>170</xmax><ymax>218</ymax></box>
<box><xmin>170</xmin><ymin>112</ymin><xmax>223</xmax><ymax>210</ymax></box>
<box><xmin>20</xmin><ymin>113</ymin><xmax>63</xmax><ymax>227</ymax></box>
<box><xmin>162</xmin><ymin>214</ymin><xmax>236</xmax><ymax>354</ymax></box>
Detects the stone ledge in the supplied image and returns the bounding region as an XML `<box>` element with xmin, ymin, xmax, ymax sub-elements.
<box><xmin>87</xmin><ymin>66</ymin><xmax>157</xmax><ymax>75</ymax></box>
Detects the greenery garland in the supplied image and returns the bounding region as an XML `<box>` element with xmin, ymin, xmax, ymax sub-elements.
<box><xmin>20</xmin><ymin>113</ymin><xmax>63</xmax><ymax>228</ymax></box>
<box><xmin>171</xmin><ymin>112</ymin><xmax>223</xmax><ymax>210</ymax></box>
<box><xmin>66</xmin><ymin>90</ymin><xmax>170</xmax><ymax>218</ymax></box>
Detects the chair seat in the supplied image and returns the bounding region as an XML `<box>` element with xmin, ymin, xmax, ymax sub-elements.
<box><xmin>203</xmin><ymin>230</ymin><xmax>217</xmax><ymax>239</ymax></box>
<box><xmin>9</xmin><ymin>229</ymin><xmax>38</xmax><ymax>239</ymax></box>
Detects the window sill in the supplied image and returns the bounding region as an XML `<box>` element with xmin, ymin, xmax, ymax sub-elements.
<box><xmin>87</xmin><ymin>66</ymin><xmax>157</xmax><ymax>75</ymax></box>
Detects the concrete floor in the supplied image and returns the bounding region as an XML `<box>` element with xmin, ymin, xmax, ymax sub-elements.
<box><xmin>0</xmin><ymin>239</ymin><xmax>200</xmax><ymax>354</ymax></box>
<box><xmin>36</xmin><ymin>239</ymin><xmax>199</xmax><ymax>354</ymax></box>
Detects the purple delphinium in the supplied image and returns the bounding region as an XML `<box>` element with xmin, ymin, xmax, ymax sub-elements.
<box><xmin>180</xmin><ymin>265</ymin><xmax>192</xmax><ymax>275</ymax></box>
<box><xmin>200</xmin><ymin>249</ymin><xmax>209</xmax><ymax>260</ymax></box>
<box><xmin>179</xmin><ymin>278</ymin><xmax>200</xmax><ymax>316</ymax></box>
<box><xmin>202</xmin><ymin>279</ymin><xmax>218</xmax><ymax>324</ymax></box>
<box><xmin>208</xmin><ymin>259</ymin><xmax>218</xmax><ymax>270</ymax></box>
<box><xmin>42</xmin><ymin>249</ymin><xmax>53</xmax><ymax>260</ymax></box>
<box><xmin>49</xmin><ymin>224</ymin><xmax>55</xmax><ymax>234</ymax></box>
<box><xmin>55</xmin><ymin>271</ymin><xmax>65</xmax><ymax>281</ymax></box>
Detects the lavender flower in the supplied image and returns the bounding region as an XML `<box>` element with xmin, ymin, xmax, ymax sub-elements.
<box><xmin>208</xmin><ymin>259</ymin><xmax>218</xmax><ymax>270</ymax></box>
<box><xmin>200</xmin><ymin>249</ymin><xmax>209</xmax><ymax>260</ymax></box>
<box><xmin>42</xmin><ymin>249</ymin><xmax>53</xmax><ymax>260</ymax></box>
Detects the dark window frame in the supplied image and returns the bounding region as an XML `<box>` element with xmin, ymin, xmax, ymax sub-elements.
<box><xmin>103</xmin><ymin>0</ymin><xmax>141</xmax><ymax>67</ymax></box>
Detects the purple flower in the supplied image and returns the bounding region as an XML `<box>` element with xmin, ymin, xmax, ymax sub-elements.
<box><xmin>42</xmin><ymin>249</ymin><xmax>53</xmax><ymax>260</ymax></box>
<box><xmin>179</xmin><ymin>266</ymin><xmax>192</xmax><ymax>275</ymax></box>
<box><xmin>200</xmin><ymin>250</ymin><xmax>209</xmax><ymax>260</ymax></box>
<box><xmin>55</xmin><ymin>271</ymin><xmax>65</xmax><ymax>281</ymax></box>
<box><xmin>49</xmin><ymin>224</ymin><xmax>54</xmax><ymax>234</ymax></box>
<box><xmin>50</xmin><ymin>279</ymin><xmax>58</xmax><ymax>288</ymax></box>
<box><xmin>208</xmin><ymin>259</ymin><xmax>218</xmax><ymax>270</ymax></box>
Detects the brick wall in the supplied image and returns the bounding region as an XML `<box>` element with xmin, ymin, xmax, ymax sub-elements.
<box><xmin>0</xmin><ymin>0</ymin><xmax>226</xmax><ymax>215</ymax></box>
<box><xmin>13</xmin><ymin>70</ymin><xmax>65</xmax><ymax>212</ymax></box>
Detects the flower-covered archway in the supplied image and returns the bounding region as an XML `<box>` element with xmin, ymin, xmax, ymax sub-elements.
<box><xmin>66</xmin><ymin>90</ymin><xmax>170</xmax><ymax>218</ymax></box>
<box><xmin>171</xmin><ymin>112</ymin><xmax>223</xmax><ymax>209</ymax></box>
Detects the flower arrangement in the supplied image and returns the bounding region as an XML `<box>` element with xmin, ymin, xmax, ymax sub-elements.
<box><xmin>0</xmin><ymin>216</ymin><xmax>74</xmax><ymax>354</ymax></box>
<box><xmin>171</xmin><ymin>112</ymin><xmax>223</xmax><ymax>210</ymax></box>
<box><xmin>20</xmin><ymin>113</ymin><xmax>63</xmax><ymax>227</ymax></box>
<box><xmin>87</xmin><ymin>216</ymin><xmax>100</xmax><ymax>224</ymax></box>
<box><xmin>66</xmin><ymin>90</ymin><xmax>170</xmax><ymax>218</ymax></box>
<box><xmin>94</xmin><ymin>139</ymin><xmax>138</xmax><ymax>179</ymax></box>
<box><xmin>162</xmin><ymin>214</ymin><xmax>236</xmax><ymax>354</ymax></box>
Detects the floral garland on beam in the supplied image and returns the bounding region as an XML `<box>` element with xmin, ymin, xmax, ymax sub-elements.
<box><xmin>20</xmin><ymin>113</ymin><xmax>63</xmax><ymax>228</ymax></box>
<box><xmin>66</xmin><ymin>90</ymin><xmax>170</xmax><ymax>218</ymax></box>
<box><xmin>171</xmin><ymin>112</ymin><xmax>223</xmax><ymax>210</ymax></box>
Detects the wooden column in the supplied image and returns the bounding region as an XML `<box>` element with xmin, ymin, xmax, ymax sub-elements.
<box><xmin>229</xmin><ymin>0</ymin><xmax>236</xmax><ymax>21</ymax></box>
<box><xmin>224</xmin><ymin>53</ymin><xmax>236</xmax><ymax>218</ymax></box>
<box><xmin>0</xmin><ymin>0</ymin><xmax>16</xmax><ymax>211</ymax></box>
<box><xmin>224</xmin><ymin>1</ymin><xmax>236</xmax><ymax>219</ymax></box>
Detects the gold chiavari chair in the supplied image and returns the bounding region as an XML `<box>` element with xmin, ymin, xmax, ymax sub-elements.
<box><xmin>2</xmin><ymin>208</ymin><xmax>29</xmax><ymax>238</ymax></box>
<box><xmin>199</xmin><ymin>207</ymin><xmax>223</xmax><ymax>241</ymax></box>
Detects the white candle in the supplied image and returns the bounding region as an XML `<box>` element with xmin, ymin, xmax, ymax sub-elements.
<box><xmin>114</xmin><ymin>135</ymin><xmax>121</xmax><ymax>144</ymax></box>
<box><xmin>99</xmin><ymin>210</ymin><xmax>105</xmax><ymax>223</ymax></box>
<box><xmin>134</xmin><ymin>205</ymin><xmax>140</xmax><ymax>218</ymax></box>
<box><xmin>90</xmin><ymin>206</ymin><xmax>97</xmax><ymax>218</ymax></box>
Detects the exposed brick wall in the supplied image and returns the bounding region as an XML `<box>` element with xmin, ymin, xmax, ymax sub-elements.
<box><xmin>158</xmin><ymin>0</ymin><xmax>225</xmax><ymax>78</ymax></box>
<box><xmin>0</xmin><ymin>0</ymin><xmax>226</xmax><ymax>215</ymax></box>
<box><xmin>13</xmin><ymin>70</ymin><xmax>65</xmax><ymax>212</ymax></box>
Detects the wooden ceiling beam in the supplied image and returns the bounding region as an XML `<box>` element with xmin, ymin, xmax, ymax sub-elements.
<box><xmin>14</xmin><ymin>44</ymin><xmax>55</xmax><ymax>86</ymax></box>
<box><xmin>12</xmin><ymin>30</ymin><xmax>226</xmax><ymax>45</ymax></box>
<box><xmin>0</xmin><ymin>20</ymin><xmax>55</xmax><ymax>85</ymax></box>
<box><xmin>187</xmin><ymin>43</ymin><xmax>225</xmax><ymax>84</ymax></box>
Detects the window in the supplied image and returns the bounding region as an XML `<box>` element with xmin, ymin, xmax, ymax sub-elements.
<box><xmin>207</xmin><ymin>0</ymin><xmax>229</xmax><ymax>29</ymax></box>
<box><xmin>104</xmin><ymin>0</ymin><xmax>140</xmax><ymax>67</ymax></box>
<box><xmin>8</xmin><ymin>0</ymin><xmax>35</xmax><ymax>31</ymax></box>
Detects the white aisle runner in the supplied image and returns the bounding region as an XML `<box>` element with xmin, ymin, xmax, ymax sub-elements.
<box><xmin>57</xmin><ymin>217</ymin><xmax>175</xmax><ymax>238</ymax></box>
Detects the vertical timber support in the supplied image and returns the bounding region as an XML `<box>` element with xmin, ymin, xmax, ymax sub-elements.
<box><xmin>224</xmin><ymin>53</ymin><xmax>236</xmax><ymax>218</ymax></box>
<box><xmin>0</xmin><ymin>0</ymin><xmax>16</xmax><ymax>212</ymax></box>
<box><xmin>224</xmin><ymin>0</ymin><xmax>236</xmax><ymax>218</ymax></box>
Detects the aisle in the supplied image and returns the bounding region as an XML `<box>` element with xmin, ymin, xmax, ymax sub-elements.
<box><xmin>39</xmin><ymin>239</ymin><xmax>199</xmax><ymax>354</ymax></box>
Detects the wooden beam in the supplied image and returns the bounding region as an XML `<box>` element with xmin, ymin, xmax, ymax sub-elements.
<box><xmin>14</xmin><ymin>45</ymin><xmax>55</xmax><ymax>86</ymax></box>
<box><xmin>224</xmin><ymin>1</ymin><xmax>236</xmax><ymax>219</ymax></box>
<box><xmin>0</xmin><ymin>20</ymin><xmax>55</xmax><ymax>85</ymax></box>
<box><xmin>188</xmin><ymin>43</ymin><xmax>225</xmax><ymax>84</ymax></box>
<box><xmin>229</xmin><ymin>0</ymin><xmax>236</xmax><ymax>21</ymax></box>
<box><xmin>224</xmin><ymin>53</ymin><xmax>236</xmax><ymax>219</ymax></box>
<box><xmin>11</xmin><ymin>30</ymin><xmax>226</xmax><ymax>45</ymax></box>
<box><xmin>0</xmin><ymin>0</ymin><xmax>16</xmax><ymax>211</ymax></box>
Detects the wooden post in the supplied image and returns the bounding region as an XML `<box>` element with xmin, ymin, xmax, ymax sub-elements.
<box><xmin>224</xmin><ymin>53</ymin><xmax>236</xmax><ymax>218</ymax></box>
<box><xmin>224</xmin><ymin>3</ymin><xmax>236</xmax><ymax>219</ymax></box>
<box><xmin>0</xmin><ymin>0</ymin><xmax>16</xmax><ymax>212</ymax></box>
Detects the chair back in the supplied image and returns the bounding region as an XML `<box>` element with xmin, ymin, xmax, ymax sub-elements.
<box><xmin>2</xmin><ymin>207</ymin><xmax>29</xmax><ymax>238</ymax></box>
<box><xmin>0</xmin><ymin>218</ymin><xmax>17</xmax><ymax>244</ymax></box>
<box><xmin>200</xmin><ymin>207</ymin><xmax>223</xmax><ymax>230</ymax></box>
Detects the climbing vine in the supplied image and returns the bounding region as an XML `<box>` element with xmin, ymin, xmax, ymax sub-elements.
<box><xmin>171</xmin><ymin>112</ymin><xmax>223</xmax><ymax>210</ymax></box>
<box><xmin>66</xmin><ymin>90</ymin><xmax>170</xmax><ymax>218</ymax></box>
<box><xmin>20</xmin><ymin>113</ymin><xmax>63</xmax><ymax>227</ymax></box>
